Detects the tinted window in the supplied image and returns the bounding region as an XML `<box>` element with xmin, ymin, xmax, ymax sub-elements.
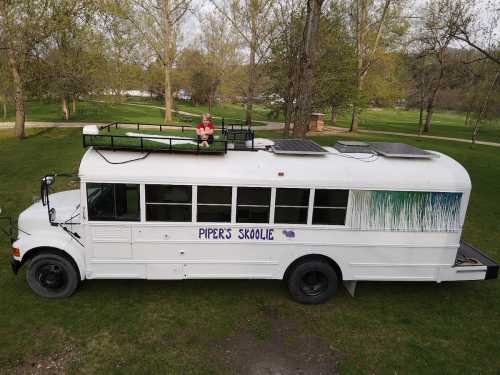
<box><xmin>237</xmin><ymin>187</ymin><xmax>271</xmax><ymax>205</ymax></box>
<box><xmin>237</xmin><ymin>187</ymin><xmax>270</xmax><ymax>223</ymax></box>
<box><xmin>314</xmin><ymin>189</ymin><xmax>349</xmax><ymax>207</ymax></box>
<box><xmin>312</xmin><ymin>189</ymin><xmax>349</xmax><ymax>225</ymax></box>
<box><xmin>146</xmin><ymin>185</ymin><xmax>192</xmax><ymax>222</ymax></box>
<box><xmin>146</xmin><ymin>205</ymin><xmax>191</xmax><ymax>222</ymax></box>
<box><xmin>87</xmin><ymin>183</ymin><xmax>140</xmax><ymax>221</ymax></box>
<box><xmin>275</xmin><ymin>188</ymin><xmax>310</xmax><ymax>224</ymax></box>
<box><xmin>146</xmin><ymin>185</ymin><xmax>191</xmax><ymax>203</ymax></box>
<box><xmin>197</xmin><ymin>186</ymin><xmax>232</xmax><ymax>222</ymax></box>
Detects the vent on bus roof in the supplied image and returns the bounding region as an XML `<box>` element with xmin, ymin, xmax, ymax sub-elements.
<box><xmin>271</xmin><ymin>139</ymin><xmax>328</xmax><ymax>155</ymax></box>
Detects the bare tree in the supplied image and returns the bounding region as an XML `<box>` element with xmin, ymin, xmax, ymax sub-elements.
<box><xmin>209</xmin><ymin>0</ymin><xmax>277</xmax><ymax>126</ymax></box>
<box><xmin>416</xmin><ymin>0</ymin><xmax>467</xmax><ymax>133</ymax></box>
<box><xmin>349</xmin><ymin>0</ymin><xmax>392</xmax><ymax>132</ymax></box>
<box><xmin>447</xmin><ymin>0</ymin><xmax>500</xmax><ymax>66</ymax></box>
<box><xmin>471</xmin><ymin>70</ymin><xmax>499</xmax><ymax>144</ymax></box>
<box><xmin>123</xmin><ymin>0</ymin><xmax>190</xmax><ymax>123</ymax></box>
<box><xmin>292</xmin><ymin>0</ymin><xmax>325</xmax><ymax>138</ymax></box>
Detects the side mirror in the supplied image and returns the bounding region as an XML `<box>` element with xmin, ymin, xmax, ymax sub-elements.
<box><xmin>43</xmin><ymin>175</ymin><xmax>56</xmax><ymax>186</ymax></box>
<box><xmin>40</xmin><ymin>175</ymin><xmax>55</xmax><ymax>206</ymax></box>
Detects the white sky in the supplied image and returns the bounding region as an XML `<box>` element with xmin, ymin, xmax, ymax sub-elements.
<box><xmin>178</xmin><ymin>0</ymin><xmax>500</xmax><ymax>51</ymax></box>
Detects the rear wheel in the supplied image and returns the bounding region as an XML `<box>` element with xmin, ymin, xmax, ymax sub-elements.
<box><xmin>287</xmin><ymin>259</ymin><xmax>338</xmax><ymax>304</ymax></box>
<box><xmin>26</xmin><ymin>253</ymin><xmax>79</xmax><ymax>298</ymax></box>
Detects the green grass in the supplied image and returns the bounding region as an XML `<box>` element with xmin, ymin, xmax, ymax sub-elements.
<box><xmin>0</xmin><ymin>127</ymin><xmax>499</xmax><ymax>373</ymax></box>
<box><xmin>123</xmin><ymin>96</ymin><xmax>273</xmax><ymax>124</ymax></box>
<box><xmin>331</xmin><ymin>107</ymin><xmax>500</xmax><ymax>143</ymax></box>
<box><xmin>1</xmin><ymin>98</ymin><xmax>267</xmax><ymax>126</ymax></box>
<box><xmin>3</xmin><ymin>99</ymin><xmax>499</xmax><ymax>142</ymax></box>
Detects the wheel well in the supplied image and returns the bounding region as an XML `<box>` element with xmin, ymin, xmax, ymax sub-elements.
<box><xmin>283</xmin><ymin>254</ymin><xmax>343</xmax><ymax>282</ymax></box>
<box><xmin>21</xmin><ymin>247</ymin><xmax>81</xmax><ymax>278</ymax></box>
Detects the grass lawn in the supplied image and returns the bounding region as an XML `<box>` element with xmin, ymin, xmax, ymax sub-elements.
<box><xmin>0</xmin><ymin>127</ymin><xmax>499</xmax><ymax>374</ymax></box>
<box><xmin>123</xmin><ymin>96</ymin><xmax>273</xmax><ymax>124</ymax></box>
<box><xmin>331</xmin><ymin>108</ymin><xmax>500</xmax><ymax>143</ymax></box>
<box><xmin>2</xmin><ymin>98</ymin><xmax>499</xmax><ymax>143</ymax></box>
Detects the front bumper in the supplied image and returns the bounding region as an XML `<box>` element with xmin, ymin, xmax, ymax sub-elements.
<box><xmin>10</xmin><ymin>257</ymin><xmax>21</xmax><ymax>275</ymax></box>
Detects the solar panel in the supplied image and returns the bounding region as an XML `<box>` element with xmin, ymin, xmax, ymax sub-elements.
<box><xmin>272</xmin><ymin>139</ymin><xmax>328</xmax><ymax>155</ymax></box>
<box><xmin>369</xmin><ymin>142</ymin><xmax>438</xmax><ymax>159</ymax></box>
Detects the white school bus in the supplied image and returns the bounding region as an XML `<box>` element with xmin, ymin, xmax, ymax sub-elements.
<box><xmin>7</xmin><ymin>129</ymin><xmax>499</xmax><ymax>304</ymax></box>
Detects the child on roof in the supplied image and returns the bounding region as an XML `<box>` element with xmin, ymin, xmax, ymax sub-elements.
<box><xmin>196</xmin><ymin>113</ymin><xmax>215</xmax><ymax>148</ymax></box>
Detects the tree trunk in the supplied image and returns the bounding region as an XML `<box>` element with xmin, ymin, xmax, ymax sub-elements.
<box><xmin>423</xmin><ymin>83</ymin><xmax>440</xmax><ymax>133</ymax></box>
<box><xmin>423</xmin><ymin>101</ymin><xmax>433</xmax><ymax>133</ymax></box>
<box><xmin>2</xmin><ymin>101</ymin><xmax>6</xmax><ymax>120</ymax></box>
<box><xmin>283</xmin><ymin>99</ymin><xmax>293</xmax><ymax>137</ymax></box>
<box><xmin>472</xmin><ymin>71</ymin><xmax>499</xmax><ymax>144</ymax></box>
<box><xmin>331</xmin><ymin>105</ymin><xmax>337</xmax><ymax>127</ymax></box>
<box><xmin>350</xmin><ymin>0</ymin><xmax>390</xmax><ymax>132</ymax></box>
<box><xmin>163</xmin><ymin>0</ymin><xmax>173</xmax><ymax>123</ymax></box>
<box><xmin>7</xmin><ymin>50</ymin><xmax>25</xmax><ymax>139</ymax></box>
<box><xmin>72</xmin><ymin>95</ymin><xmax>77</xmax><ymax>114</ymax></box>
<box><xmin>293</xmin><ymin>0</ymin><xmax>324</xmax><ymax>138</ymax></box>
<box><xmin>418</xmin><ymin>87</ymin><xmax>425</xmax><ymax>134</ymax></box>
<box><xmin>245</xmin><ymin>10</ymin><xmax>258</xmax><ymax>127</ymax></box>
<box><xmin>62</xmin><ymin>97</ymin><xmax>69</xmax><ymax>120</ymax></box>
<box><xmin>350</xmin><ymin>0</ymin><xmax>366</xmax><ymax>132</ymax></box>
<box><xmin>423</xmin><ymin>53</ymin><xmax>445</xmax><ymax>134</ymax></box>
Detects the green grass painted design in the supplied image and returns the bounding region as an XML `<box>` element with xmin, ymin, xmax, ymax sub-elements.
<box><xmin>348</xmin><ymin>190</ymin><xmax>463</xmax><ymax>231</ymax></box>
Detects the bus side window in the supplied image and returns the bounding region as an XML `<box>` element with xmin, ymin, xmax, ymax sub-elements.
<box><xmin>145</xmin><ymin>184</ymin><xmax>192</xmax><ymax>222</ymax></box>
<box><xmin>197</xmin><ymin>186</ymin><xmax>232</xmax><ymax>222</ymax></box>
<box><xmin>312</xmin><ymin>189</ymin><xmax>349</xmax><ymax>225</ymax></box>
<box><xmin>236</xmin><ymin>187</ymin><xmax>271</xmax><ymax>223</ymax></box>
<box><xmin>274</xmin><ymin>188</ymin><xmax>309</xmax><ymax>224</ymax></box>
<box><xmin>87</xmin><ymin>183</ymin><xmax>140</xmax><ymax>221</ymax></box>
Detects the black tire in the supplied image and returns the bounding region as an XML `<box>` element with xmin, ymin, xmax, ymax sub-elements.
<box><xmin>287</xmin><ymin>259</ymin><xmax>338</xmax><ymax>304</ymax></box>
<box><xmin>26</xmin><ymin>253</ymin><xmax>79</xmax><ymax>298</ymax></box>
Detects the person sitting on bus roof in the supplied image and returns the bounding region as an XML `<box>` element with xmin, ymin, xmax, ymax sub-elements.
<box><xmin>196</xmin><ymin>113</ymin><xmax>215</xmax><ymax>148</ymax></box>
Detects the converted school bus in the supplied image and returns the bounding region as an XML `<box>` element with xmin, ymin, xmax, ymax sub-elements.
<box><xmin>8</xmin><ymin>127</ymin><xmax>499</xmax><ymax>304</ymax></box>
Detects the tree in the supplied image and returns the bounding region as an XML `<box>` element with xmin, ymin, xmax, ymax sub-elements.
<box><xmin>446</xmin><ymin>0</ymin><xmax>500</xmax><ymax>66</ymax></box>
<box><xmin>0</xmin><ymin>0</ymin><xmax>54</xmax><ymax>138</ymax></box>
<box><xmin>416</xmin><ymin>0</ymin><xmax>463</xmax><ymax>133</ymax></box>
<box><xmin>123</xmin><ymin>0</ymin><xmax>191</xmax><ymax>123</ymax></box>
<box><xmin>292</xmin><ymin>0</ymin><xmax>325</xmax><ymax>138</ymax></box>
<box><xmin>266</xmin><ymin>0</ymin><xmax>305</xmax><ymax>136</ymax></box>
<box><xmin>314</xmin><ymin>1</ymin><xmax>356</xmax><ymax>127</ymax></box>
<box><xmin>198</xmin><ymin>11</ymin><xmax>243</xmax><ymax>110</ymax></box>
<box><xmin>175</xmin><ymin>48</ymin><xmax>218</xmax><ymax>107</ymax></box>
<box><xmin>209</xmin><ymin>0</ymin><xmax>277</xmax><ymax>125</ymax></box>
<box><xmin>45</xmin><ymin>0</ymin><xmax>107</xmax><ymax>119</ymax></box>
<box><xmin>349</xmin><ymin>0</ymin><xmax>395</xmax><ymax>132</ymax></box>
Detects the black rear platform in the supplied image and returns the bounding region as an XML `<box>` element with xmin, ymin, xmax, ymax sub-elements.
<box><xmin>455</xmin><ymin>241</ymin><xmax>499</xmax><ymax>280</ymax></box>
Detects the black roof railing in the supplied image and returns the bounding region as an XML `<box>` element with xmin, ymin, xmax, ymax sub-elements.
<box><xmin>82</xmin><ymin>121</ymin><xmax>257</xmax><ymax>155</ymax></box>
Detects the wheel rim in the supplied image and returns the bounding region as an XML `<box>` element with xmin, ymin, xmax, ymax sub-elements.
<box><xmin>299</xmin><ymin>271</ymin><xmax>328</xmax><ymax>296</ymax></box>
<box><xmin>35</xmin><ymin>263</ymin><xmax>67</xmax><ymax>291</ymax></box>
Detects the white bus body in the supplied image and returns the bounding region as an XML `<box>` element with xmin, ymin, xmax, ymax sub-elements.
<box><xmin>10</xmin><ymin>145</ymin><xmax>498</xmax><ymax>303</ymax></box>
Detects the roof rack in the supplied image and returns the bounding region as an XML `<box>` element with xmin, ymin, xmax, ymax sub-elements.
<box><xmin>82</xmin><ymin>121</ymin><xmax>256</xmax><ymax>154</ymax></box>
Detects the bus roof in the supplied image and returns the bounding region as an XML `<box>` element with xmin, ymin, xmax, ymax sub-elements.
<box><xmin>78</xmin><ymin>146</ymin><xmax>471</xmax><ymax>192</ymax></box>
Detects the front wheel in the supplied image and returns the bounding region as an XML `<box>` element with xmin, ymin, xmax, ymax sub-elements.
<box><xmin>287</xmin><ymin>259</ymin><xmax>338</xmax><ymax>304</ymax></box>
<box><xmin>26</xmin><ymin>253</ymin><xmax>79</xmax><ymax>298</ymax></box>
